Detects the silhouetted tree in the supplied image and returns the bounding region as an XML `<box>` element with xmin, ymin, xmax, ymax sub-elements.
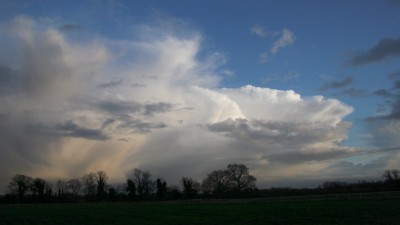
<box><xmin>128</xmin><ymin>168</ymin><xmax>155</xmax><ymax>199</ymax></box>
<box><xmin>95</xmin><ymin>170</ymin><xmax>108</xmax><ymax>199</ymax></box>
<box><xmin>55</xmin><ymin>179</ymin><xmax>67</xmax><ymax>197</ymax></box>
<box><xmin>382</xmin><ymin>169</ymin><xmax>400</xmax><ymax>190</ymax></box>
<box><xmin>32</xmin><ymin>177</ymin><xmax>47</xmax><ymax>197</ymax></box>
<box><xmin>67</xmin><ymin>178</ymin><xmax>82</xmax><ymax>197</ymax></box>
<box><xmin>226</xmin><ymin>163</ymin><xmax>256</xmax><ymax>192</ymax></box>
<box><xmin>382</xmin><ymin>169</ymin><xmax>399</xmax><ymax>182</ymax></box>
<box><xmin>181</xmin><ymin>177</ymin><xmax>200</xmax><ymax>199</ymax></box>
<box><xmin>156</xmin><ymin>178</ymin><xmax>167</xmax><ymax>199</ymax></box>
<box><xmin>169</xmin><ymin>185</ymin><xmax>182</xmax><ymax>200</ymax></box>
<box><xmin>321</xmin><ymin>181</ymin><xmax>348</xmax><ymax>193</ymax></box>
<box><xmin>126</xmin><ymin>179</ymin><xmax>136</xmax><ymax>199</ymax></box>
<box><xmin>44</xmin><ymin>183</ymin><xmax>52</xmax><ymax>196</ymax></box>
<box><xmin>202</xmin><ymin>169</ymin><xmax>231</xmax><ymax>196</ymax></box>
<box><xmin>7</xmin><ymin>174</ymin><xmax>33</xmax><ymax>199</ymax></box>
<box><xmin>81</xmin><ymin>173</ymin><xmax>97</xmax><ymax>198</ymax></box>
<box><xmin>108</xmin><ymin>187</ymin><xmax>116</xmax><ymax>201</ymax></box>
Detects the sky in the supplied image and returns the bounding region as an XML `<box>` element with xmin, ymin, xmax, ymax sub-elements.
<box><xmin>0</xmin><ymin>0</ymin><xmax>400</xmax><ymax>192</ymax></box>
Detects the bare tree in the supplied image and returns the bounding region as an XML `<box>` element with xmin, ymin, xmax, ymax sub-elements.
<box><xmin>7</xmin><ymin>174</ymin><xmax>33</xmax><ymax>198</ymax></box>
<box><xmin>67</xmin><ymin>178</ymin><xmax>82</xmax><ymax>197</ymax></box>
<box><xmin>382</xmin><ymin>170</ymin><xmax>393</xmax><ymax>181</ymax></box>
<box><xmin>126</xmin><ymin>179</ymin><xmax>136</xmax><ymax>199</ymax></box>
<box><xmin>156</xmin><ymin>178</ymin><xmax>167</xmax><ymax>199</ymax></box>
<box><xmin>95</xmin><ymin>170</ymin><xmax>108</xmax><ymax>199</ymax></box>
<box><xmin>55</xmin><ymin>179</ymin><xmax>67</xmax><ymax>196</ymax></box>
<box><xmin>226</xmin><ymin>163</ymin><xmax>256</xmax><ymax>192</ymax></box>
<box><xmin>391</xmin><ymin>169</ymin><xmax>399</xmax><ymax>180</ymax></box>
<box><xmin>181</xmin><ymin>177</ymin><xmax>200</xmax><ymax>199</ymax></box>
<box><xmin>202</xmin><ymin>169</ymin><xmax>231</xmax><ymax>195</ymax></box>
<box><xmin>383</xmin><ymin>169</ymin><xmax>400</xmax><ymax>182</ymax></box>
<box><xmin>44</xmin><ymin>182</ymin><xmax>53</xmax><ymax>196</ymax></box>
<box><xmin>81</xmin><ymin>173</ymin><xmax>97</xmax><ymax>197</ymax></box>
<box><xmin>32</xmin><ymin>177</ymin><xmax>47</xmax><ymax>197</ymax></box>
<box><xmin>127</xmin><ymin>168</ymin><xmax>155</xmax><ymax>199</ymax></box>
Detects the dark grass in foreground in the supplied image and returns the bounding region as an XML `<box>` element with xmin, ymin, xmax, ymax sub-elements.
<box><xmin>1</xmin><ymin>198</ymin><xmax>399</xmax><ymax>225</ymax></box>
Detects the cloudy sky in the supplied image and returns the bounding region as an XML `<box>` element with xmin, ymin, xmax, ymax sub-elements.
<box><xmin>1</xmin><ymin>0</ymin><xmax>400</xmax><ymax>191</ymax></box>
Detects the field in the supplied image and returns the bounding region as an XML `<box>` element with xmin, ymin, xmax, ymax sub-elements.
<box><xmin>1</xmin><ymin>196</ymin><xmax>399</xmax><ymax>225</ymax></box>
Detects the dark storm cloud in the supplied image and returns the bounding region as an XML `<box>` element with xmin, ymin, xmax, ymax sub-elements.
<box><xmin>345</xmin><ymin>37</ymin><xmax>400</xmax><ymax>67</ymax></box>
<box><xmin>319</xmin><ymin>77</ymin><xmax>353</xmax><ymax>91</ymax></box>
<box><xmin>56</xmin><ymin>120</ymin><xmax>109</xmax><ymax>140</ymax></box>
<box><xmin>97</xmin><ymin>79</ymin><xmax>123</xmax><ymax>88</ymax></box>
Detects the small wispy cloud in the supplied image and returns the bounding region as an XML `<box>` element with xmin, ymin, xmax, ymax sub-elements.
<box><xmin>271</xmin><ymin>28</ymin><xmax>296</xmax><ymax>55</ymax></box>
<box><xmin>219</xmin><ymin>69</ymin><xmax>235</xmax><ymax>77</ymax></box>
<box><xmin>250</xmin><ymin>24</ymin><xmax>270</xmax><ymax>38</ymax></box>
<box><xmin>336</xmin><ymin>88</ymin><xmax>368</xmax><ymax>98</ymax></box>
<box><xmin>253</xmin><ymin>26</ymin><xmax>296</xmax><ymax>63</ymax></box>
<box><xmin>319</xmin><ymin>77</ymin><xmax>353</xmax><ymax>91</ymax></box>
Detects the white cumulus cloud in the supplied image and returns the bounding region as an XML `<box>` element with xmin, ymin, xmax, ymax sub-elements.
<box><xmin>0</xmin><ymin>15</ymin><xmax>367</xmax><ymax>191</ymax></box>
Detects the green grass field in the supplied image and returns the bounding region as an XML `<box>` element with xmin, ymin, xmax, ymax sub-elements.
<box><xmin>1</xmin><ymin>198</ymin><xmax>399</xmax><ymax>225</ymax></box>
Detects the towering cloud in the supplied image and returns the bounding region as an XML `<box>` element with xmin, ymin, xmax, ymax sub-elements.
<box><xmin>0</xmin><ymin>16</ymin><xmax>357</xmax><ymax>192</ymax></box>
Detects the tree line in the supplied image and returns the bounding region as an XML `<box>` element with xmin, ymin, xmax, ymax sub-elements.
<box><xmin>2</xmin><ymin>163</ymin><xmax>257</xmax><ymax>203</ymax></box>
<box><xmin>1</xmin><ymin>166</ymin><xmax>399</xmax><ymax>203</ymax></box>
